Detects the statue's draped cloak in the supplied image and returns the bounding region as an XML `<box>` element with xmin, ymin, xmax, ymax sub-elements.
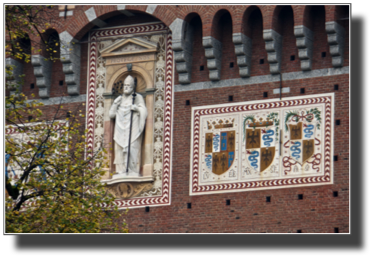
<box><xmin>110</xmin><ymin>94</ymin><xmax>147</xmax><ymax>165</ymax></box>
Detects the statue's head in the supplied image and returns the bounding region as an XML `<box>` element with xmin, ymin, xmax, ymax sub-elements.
<box><xmin>123</xmin><ymin>75</ymin><xmax>135</xmax><ymax>95</ymax></box>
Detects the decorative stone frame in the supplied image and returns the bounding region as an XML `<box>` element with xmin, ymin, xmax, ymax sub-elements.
<box><xmin>190</xmin><ymin>93</ymin><xmax>334</xmax><ymax>195</ymax></box>
<box><xmin>85</xmin><ymin>22</ymin><xmax>173</xmax><ymax>209</ymax></box>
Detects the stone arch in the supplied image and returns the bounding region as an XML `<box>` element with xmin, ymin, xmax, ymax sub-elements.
<box><xmin>325</xmin><ymin>5</ymin><xmax>349</xmax><ymax>67</ymax></box>
<box><xmin>149</xmin><ymin>5</ymin><xmax>179</xmax><ymax>27</ymax></box>
<box><xmin>336</xmin><ymin>5</ymin><xmax>349</xmax><ymax>66</ymax></box>
<box><xmin>201</xmin><ymin>6</ymin><xmax>238</xmax><ymax>37</ymax></box>
<box><xmin>18</xmin><ymin>33</ymin><xmax>32</xmax><ymax>58</ymax></box>
<box><xmin>106</xmin><ymin>65</ymin><xmax>154</xmax><ymax>95</ymax></box>
<box><xmin>41</xmin><ymin>29</ymin><xmax>61</xmax><ymax>58</ymax></box>
<box><xmin>173</xmin><ymin>12</ymin><xmax>204</xmax><ymax>84</ymax></box>
<box><xmin>211</xmin><ymin>9</ymin><xmax>230</xmax><ymax>41</ymax></box>
<box><xmin>58</xmin><ymin>7</ymin><xmax>166</xmax><ymax>97</ymax></box>
<box><xmin>296</xmin><ymin>6</ymin><xmax>332</xmax><ymax>70</ymax></box>
<box><xmin>236</xmin><ymin>6</ymin><xmax>268</xmax><ymax>77</ymax></box>
<box><xmin>202</xmin><ymin>9</ymin><xmax>238</xmax><ymax>81</ymax></box>
<box><xmin>18</xmin><ymin>34</ymin><xmax>34</xmax><ymax>95</ymax></box>
<box><xmin>5</xmin><ymin>33</ymin><xmax>32</xmax><ymax>94</ymax></box>
<box><xmin>264</xmin><ymin>5</ymin><xmax>300</xmax><ymax>74</ymax></box>
<box><xmin>260</xmin><ymin>5</ymin><xmax>276</xmax><ymax>30</ymax></box>
<box><xmin>325</xmin><ymin>5</ymin><xmax>337</xmax><ymax>22</ymax></box>
<box><xmin>241</xmin><ymin>6</ymin><xmax>261</xmax><ymax>38</ymax></box>
<box><xmin>292</xmin><ymin>5</ymin><xmax>306</xmax><ymax>27</ymax></box>
<box><xmin>262</xmin><ymin>5</ymin><xmax>284</xmax><ymax>74</ymax></box>
<box><xmin>230</xmin><ymin>5</ymin><xmax>250</xmax><ymax>34</ymax></box>
<box><xmin>278</xmin><ymin>6</ymin><xmax>300</xmax><ymax>73</ymax></box>
<box><xmin>272</xmin><ymin>5</ymin><xmax>286</xmax><ymax>35</ymax></box>
<box><xmin>31</xmin><ymin>28</ymin><xmax>62</xmax><ymax>98</ymax></box>
<box><xmin>186</xmin><ymin>13</ymin><xmax>208</xmax><ymax>83</ymax></box>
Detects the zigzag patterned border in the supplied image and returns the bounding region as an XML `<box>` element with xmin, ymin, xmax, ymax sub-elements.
<box><xmin>86</xmin><ymin>35</ymin><xmax>97</xmax><ymax>156</ymax></box>
<box><xmin>6</xmin><ymin>122</ymin><xmax>67</xmax><ymax>135</ymax></box>
<box><xmin>92</xmin><ymin>23</ymin><xmax>168</xmax><ymax>38</ymax></box>
<box><xmin>86</xmin><ymin>23</ymin><xmax>172</xmax><ymax>208</ymax></box>
<box><xmin>191</xmin><ymin>95</ymin><xmax>333</xmax><ymax>195</ymax></box>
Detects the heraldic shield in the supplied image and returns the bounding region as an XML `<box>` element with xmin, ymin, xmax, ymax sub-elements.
<box><xmin>205</xmin><ymin>130</ymin><xmax>235</xmax><ymax>175</ymax></box>
<box><xmin>287</xmin><ymin>120</ymin><xmax>316</xmax><ymax>164</ymax></box>
<box><xmin>245</xmin><ymin>119</ymin><xmax>276</xmax><ymax>173</ymax></box>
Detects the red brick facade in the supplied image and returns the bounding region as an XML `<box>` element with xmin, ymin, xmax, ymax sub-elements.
<box><xmin>8</xmin><ymin>5</ymin><xmax>349</xmax><ymax>233</ymax></box>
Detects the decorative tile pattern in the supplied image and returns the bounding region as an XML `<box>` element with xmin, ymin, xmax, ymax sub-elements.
<box><xmin>190</xmin><ymin>93</ymin><xmax>334</xmax><ymax>195</ymax></box>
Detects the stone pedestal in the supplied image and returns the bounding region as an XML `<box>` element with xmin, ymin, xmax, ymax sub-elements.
<box><xmin>102</xmin><ymin>173</ymin><xmax>154</xmax><ymax>199</ymax></box>
<box><xmin>101</xmin><ymin>175</ymin><xmax>154</xmax><ymax>185</ymax></box>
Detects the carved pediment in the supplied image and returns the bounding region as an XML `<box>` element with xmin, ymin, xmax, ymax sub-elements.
<box><xmin>100</xmin><ymin>37</ymin><xmax>158</xmax><ymax>58</ymax></box>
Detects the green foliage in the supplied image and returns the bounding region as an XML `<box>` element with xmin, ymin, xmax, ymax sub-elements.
<box><xmin>6</xmin><ymin>5</ymin><xmax>60</xmax><ymax>62</ymax></box>
<box><xmin>284</xmin><ymin>108</ymin><xmax>322</xmax><ymax>132</ymax></box>
<box><xmin>5</xmin><ymin>5</ymin><xmax>128</xmax><ymax>233</ymax></box>
<box><xmin>307</xmin><ymin>108</ymin><xmax>322</xmax><ymax>130</ymax></box>
<box><xmin>284</xmin><ymin>111</ymin><xmax>299</xmax><ymax>131</ymax></box>
<box><xmin>5</xmin><ymin>93</ymin><xmax>128</xmax><ymax>233</ymax></box>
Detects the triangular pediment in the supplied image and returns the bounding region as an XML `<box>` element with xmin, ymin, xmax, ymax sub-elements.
<box><xmin>100</xmin><ymin>37</ymin><xmax>158</xmax><ymax>57</ymax></box>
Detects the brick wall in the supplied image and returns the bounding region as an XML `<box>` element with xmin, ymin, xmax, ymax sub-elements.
<box><xmin>311</xmin><ymin>6</ymin><xmax>333</xmax><ymax>70</ymax></box>
<box><xmin>249</xmin><ymin>9</ymin><xmax>270</xmax><ymax>77</ymax></box>
<box><xmin>124</xmin><ymin>74</ymin><xmax>349</xmax><ymax>233</ymax></box>
<box><xmin>21</xmin><ymin>62</ymin><xmax>38</xmax><ymax>99</ymax></box>
<box><xmin>279</xmin><ymin>6</ymin><xmax>301</xmax><ymax>73</ymax></box>
<box><xmin>189</xmin><ymin>15</ymin><xmax>209</xmax><ymax>83</ymax></box>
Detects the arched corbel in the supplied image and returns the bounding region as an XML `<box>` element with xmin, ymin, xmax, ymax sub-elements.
<box><xmin>6</xmin><ymin>58</ymin><xmax>24</xmax><ymax>94</ymax></box>
<box><xmin>326</xmin><ymin>21</ymin><xmax>345</xmax><ymax>67</ymax></box>
<box><xmin>170</xmin><ymin>18</ymin><xmax>194</xmax><ymax>84</ymax></box>
<box><xmin>202</xmin><ymin>36</ymin><xmax>222</xmax><ymax>81</ymax></box>
<box><xmin>263</xmin><ymin>29</ymin><xmax>282</xmax><ymax>74</ymax></box>
<box><xmin>59</xmin><ymin>31</ymin><xmax>81</xmax><ymax>96</ymax></box>
<box><xmin>233</xmin><ymin>33</ymin><xmax>252</xmax><ymax>77</ymax></box>
<box><xmin>31</xmin><ymin>54</ymin><xmax>52</xmax><ymax>98</ymax></box>
<box><xmin>294</xmin><ymin>25</ymin><xmax>314</xmax><ymax>71</ymax></box>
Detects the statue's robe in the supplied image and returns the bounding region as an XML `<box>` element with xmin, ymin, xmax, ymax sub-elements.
<box><xmin>109</xmin><ymin>93</ymin><xmax>147</xmax><ymax>175</ymax></box>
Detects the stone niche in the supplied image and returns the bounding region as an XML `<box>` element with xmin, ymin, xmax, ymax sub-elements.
<box><xmin>100</xmin><ymin>37</ymin><xmax>158</xmax><ymax>198</ymax></box>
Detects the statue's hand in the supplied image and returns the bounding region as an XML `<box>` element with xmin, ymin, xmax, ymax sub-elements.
<box><xmin>130</xmin><ymin>104</ymin><xmax>139</xmax><ymax>112</ymax></box>
<box><xmin>113</xmin><ymin>96</ymin><xmax>122</xmax><ymax>106</ymax></box>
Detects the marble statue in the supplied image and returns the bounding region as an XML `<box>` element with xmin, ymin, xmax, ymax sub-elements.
<box><xmin>109</xmin><ymin>75</ymin><xmax>147</xmax><ymax>177</ymax></box>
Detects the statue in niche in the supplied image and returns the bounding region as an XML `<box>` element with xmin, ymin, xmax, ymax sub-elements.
<box><xmin>109</xmin><ymin>75</ymin><xmax>148</xmax><ymax>177</ymax></box>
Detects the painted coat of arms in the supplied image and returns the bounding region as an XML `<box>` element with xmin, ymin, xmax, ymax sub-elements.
<box><xmin>282</xmin><ymin>108</ymin><xmax>323</xmax><ymax>175</ymax></box>
<box><xmin>201</xmin><ymin>116</ymin><xmax>239</xmax><ymax>182</ymax></box>
<box><xmin>242</xmin><ymin>112</ymin><xmax>280</xmax><ymax>178</ymax></box>
<box><xmin>190</xmin><ymin>93</ymin><xmax>333</xmax><ymax>195</ymax></box>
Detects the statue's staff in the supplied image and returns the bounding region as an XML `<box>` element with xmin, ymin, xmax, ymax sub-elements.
<box><xmin>126</xmin><ymin>77</ymin><xmax>137</xmax><ymax>174</ymax></box>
